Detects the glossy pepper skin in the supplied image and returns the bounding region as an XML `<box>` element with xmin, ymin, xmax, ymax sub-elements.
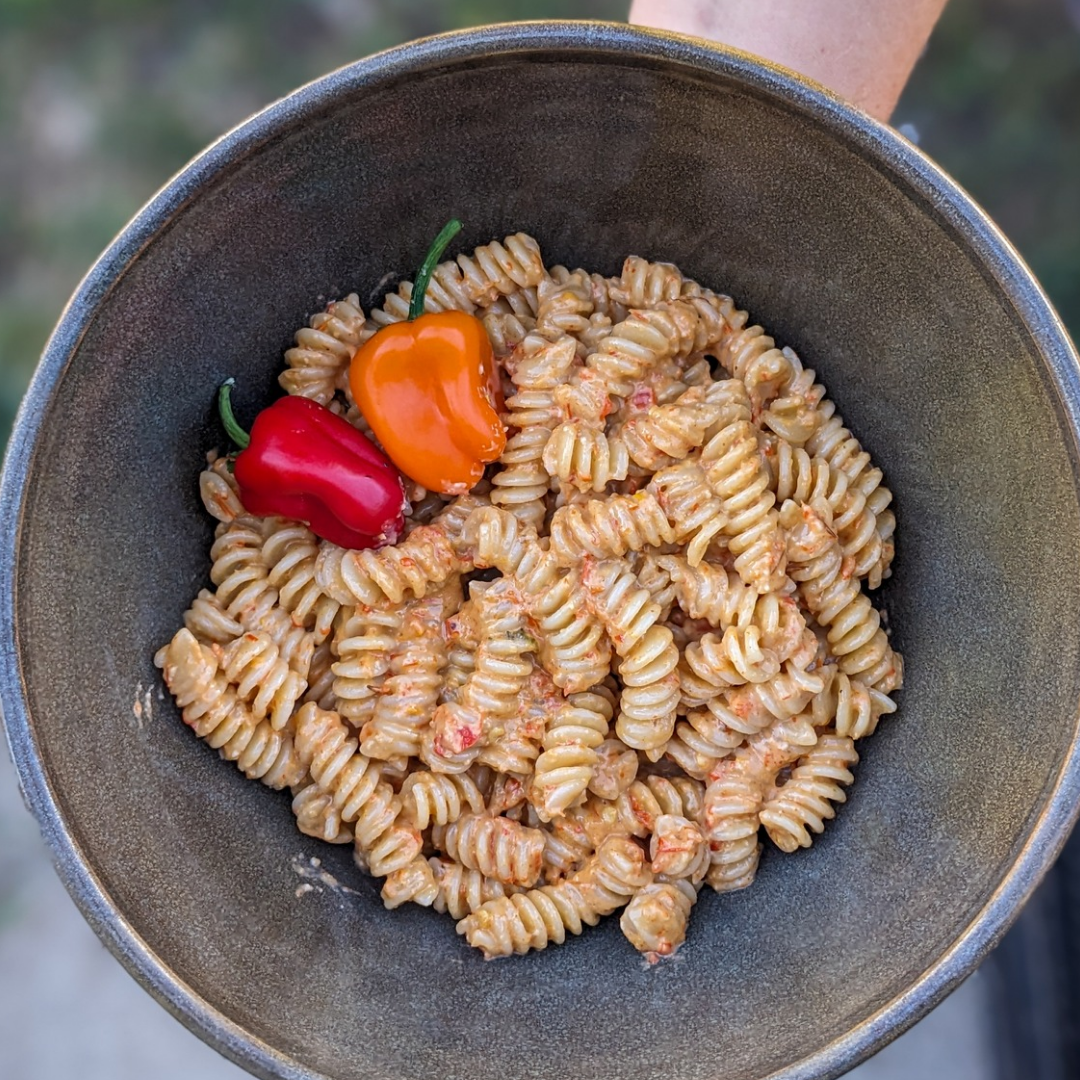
<box><xmin>350</xmin><ymin>310</ymin><xmax>505</xmax><ymax>494</ymax></box>
<box><xmin>348</xmin><ymin>219</ymin><xmax>507</xmax><ymax>495</ymax></box>
<box><xmin>232</xmin><ymin>394</ymin><xmax>406</xmax><ymax>550</ymax></box>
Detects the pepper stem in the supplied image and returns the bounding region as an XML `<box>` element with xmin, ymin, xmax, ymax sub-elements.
<box><xmin>408</xmin><ymin>218</ymin><xmax>464</xmax><ymax>321</ymax></box>
<box><xmin>218</xmin><ymin>379</ymin><xmax>251</xmax><ymax>450</ymax></box>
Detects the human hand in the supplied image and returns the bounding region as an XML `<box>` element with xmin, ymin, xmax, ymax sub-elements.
<box><xmin>628</xmin><ymin>0</ymin><xmax>948</xmax><ymax>122</ymax></box>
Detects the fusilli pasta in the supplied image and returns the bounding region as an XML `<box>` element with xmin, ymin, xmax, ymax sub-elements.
<box><xmin>159</xmin><ymin>235</ymin><xmax>904</xmax><ymax>962</ymax></box>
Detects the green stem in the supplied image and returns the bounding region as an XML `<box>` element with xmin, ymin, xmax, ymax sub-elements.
<box><xmin>408</xmin><ymin>218</ymin><xmax>464</xmax><ymax>321</ymax></box>
<box><xmin>218</xmin><ymin>379</ymin><xmax>251</xmax><ymax>450</ymax></box>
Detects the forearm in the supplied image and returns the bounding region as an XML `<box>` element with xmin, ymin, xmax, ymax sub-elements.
<box><xmin>627</xmin><ymin>0</ymin><xmax>948</xmax><ymax>122</ymax></box>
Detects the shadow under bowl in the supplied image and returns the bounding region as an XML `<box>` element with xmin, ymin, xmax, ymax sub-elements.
<box><xmin>4</xmin><ymin>21</ymin><xmax>1080</xmax><ymax>1080</ymax></box>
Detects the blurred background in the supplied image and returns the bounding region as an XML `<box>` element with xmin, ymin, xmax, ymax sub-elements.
<box><xmin>1</xmin><ymin>0</ymin><xmax>1077</xmax><ymax>1077</ymax></box>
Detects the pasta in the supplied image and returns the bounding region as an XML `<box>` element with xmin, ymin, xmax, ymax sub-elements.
<box><xmin>293</xmin><ymin>702</ymin><xmax>422</xmax><ymax>876</ymax></box>
<box><xmin>158</xmin><ymin>236</ymin><xmax>905</xmax><ymax>961</ymax></box>
<box><xmin>400</xmin><ymin>771</ymin><xmax>485</xmax><ymax>830</ymax></box>
<box><xmin>199</xmin><ymin>456</ymin><xmax>244</xmax><ymax>524</ymax></box>
<box><xmin>360</xmin><ymin>583</ymin><xmax>459</xmax><ymax>763</ymax></box>
<box><xmin>457</xmin><ymin>877</ymin><xmax>601</xmax><ymax>958</ymax></box>
<box><xmin>424</xmin><ymin>577</ymin><xmax>536</xmax><ymax>773</ymax></box>
<box><xmin>759</xmin><ymin>734</ymin><xmax>860</xmax><ymax>852</ymax></box>
<box><xmin>218</xmin><ymin>631</ymin><xmax>307</xmax><ymax>732</ymax></box>
<box><xmin>431</xmin><ymin>812</ymin><xmax>546</xmax><ymax>888</ymax></box>
<box><xmin>529</xmin><ymin>688</ymin><xmax>613</xmax><ymax>821</ymax></box>
<box><xmin>619</xmin><ymin>880</ymin><xmax>697</xmax><ymax>961</ymax></box>
<box><xmin>330</xmin><ymin>602</ymin><xmax>403</xmax><ymax>729</ymax></box>
<box><xmin>490</xmin><ymin>336</ymin><xmax>577</xmax><ymax>529</ymax></box>
<box><xmin>261</xmin><ymin>519</ymin><xmax>340</xmax><ymax>644</ymax></box>
<box><xmin>549</xmin><ymin>491</ymin><xmax>674</xmax><ymax>565</ymax></box>
<box><xmin>579</xmin><ymin>558</ymin><xmax>680</xmax><ymax>756</ymax></box>
<box><xmin>614</xmin><ymin>386</ymin><xmax>723</xmax><ymax>471</ymax></box>
<box><xmin>701</xmin><ymin>416</ymin><xmax>788</xmax><ymax>593</ymax></box>
<box><xmin>280</xmin><ymin>293</ymin><xmax>373</xmax><ymax>405</ymax></box>
<box><xmin>156</xmin><ymin>629</ymin><xmax>305</xmax><ymax>789</ymax></box>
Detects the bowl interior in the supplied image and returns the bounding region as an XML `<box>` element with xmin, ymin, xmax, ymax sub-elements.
<box><xmin>8</xmin><ymin>25</ymin><xmax>1080</xmax><ymax>1080</ymax></box>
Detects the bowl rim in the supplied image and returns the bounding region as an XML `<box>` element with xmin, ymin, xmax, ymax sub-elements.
<box><xmin>3</xmin><ymin>19</ymin><xmax>1080</xmax><ymax>1080</ymax></box>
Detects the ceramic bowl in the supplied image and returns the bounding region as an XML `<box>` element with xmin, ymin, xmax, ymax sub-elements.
<box><xmin>4</xmin><ymin>21</ymin><xmax>1080</xmax><ymax>1080</ymax></box>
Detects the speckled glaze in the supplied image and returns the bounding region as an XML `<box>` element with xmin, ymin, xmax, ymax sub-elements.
<box><xmin>3</xmin><ymin>21</ymin><xmax>1080</xmax><ymax>1080</ymax></box>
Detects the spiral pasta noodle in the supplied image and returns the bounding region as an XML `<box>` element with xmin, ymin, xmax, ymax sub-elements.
<box><xmin>303</xmin><ymin>640</ymin><xmax>337</xmax><ymax>711</ymax></box>
<box><xmin>549</xmin><ymin>491</ymin><xmax>674</xmax><ymax>566</ymax></box>
<box><xmin>701</xmin><ymin>771</ymin><xmax>763</xmax><ymax>893</ymax></box>
<box><xmin>331</xmin><ymin>602</ymin><xmax>403</xmax><ymax>729</ymax></box>
<box><xmin>759</xmin><ymin>734</ymin><xmax>859</xmax><ymax>852</ymax></box>
<box><xmin>432</xmin><ymin>812</ymin><xmax>546</xmax><ymax>888</ymax></box>
<box><xmin>666</xmin><ymin>703</ymin><xmax>750</xmax><ymax>780</ymax></box>
<box><xmin>760</xmin><ymin>350</ymin><xmax>826</xmax><ymax>446</ymax></box>
<box><xmin>424</xmin><ymin>578</ymin><xmax>535</xmax><ymax>773</ymax></box>
<box><xmin>829</xmin><ymin>670</ymin><xmax>897</xmax><ymax>741</ymax></box>
<box><xmin>588</xmin><ymin>737</ymin><xmax>639</xmax><ymax>800</ymax></box>
<box><xmin>535</xmin><ymin>268</ymin><xmax>596</xmax><ymax>345</ymax></box>
<box><xmin>199</xmin><ymin>457</ymin><xmax>244</xmax><ymax>524</ymax></box>
<box><xmin>457</xmin><ymin>877</ymin><xmax>602</xmax><ymax>959</ymax></box>
<box><xmin>360</xmin><ymin>583</ymin><xmax>458</xmax><ymax>763</ymax></box>
<box><xmin>208</xmin><ymin>517</ymin><xmax>317</xmax><ymax>676</ymax></box>
<box><xmin>292</xmin><ymin>702</ymin><xmax>422</xmax><ymax>875</ymax></box>
<box><xmin>620</xmin><ymin>880</ymin><xmax>697</xmax><ymax>960</ymax></box>
<box><xmin>183</xmin><ymin>588</ymin><xmax>242</xmax><ymax>645</ymax></box>
<box><xmin>542</xmin><ymin>420</ymin><xmax>631</xmax><ymax>493</ymax></box>
<box><xmin>553</xmin><ymin>777</ymin><xmax>702</xmax><ymax>860</ymax></box>
<box><xmin>316</xmin><ymin>520</ymin><xmax>465</xmax><ymax>607</ymax></box>
<box><xmin>702</xmin><ymin>417</ymin><xmax>788</xmax><ymax>593</ymax></box>
<box><xmin>456</xmin><ymin>232</ymin><xmax>546</xmax><ymax>306</ymax></box>
<box><xmin>608</xmin><ymin>255</ymin><xmax>684</xmax><ymax>310</ymax></box>
<box><xmin>648</xmin><ymin>461</ymin><xmax>728</xmax><ymax>566</ymax></box>
<box><xmin>160</xmin><ymin>235</ymin><xmax>904</xmax><ymax>961</ymax></box>
<box><xmin>490</xmin><ymin>335</ymin><xmax>577</xmax><ymax>529</ymax></box>
<box><xmin>634</xmin><ymin>553</ymin><xmax>677</xmax><ymax>620</ymax></box>
<box><xmin>615</xmin><ymin>386</ymin><xmax>723</xmax><ymax>471</ymax></box>
<box><xmin>713</xmin><ymin>318</ymin><xmax>801</xmax><ymax>412</ymax></box>
<box><xmin>769</xmin><ymin>439</ymin><xmax>889</xmax><ymax>586</ymax></box>
<box><xmin>803</xmin><ymin>397</ymin><xmax>896</xmax><ymax>588</ymax></box>
<box><xmin>683</xmin><ymin>626</ymin><xmax>781</xmax><ymax>689</ymax></box>
<box><xmin>643</xmin><ymin>773</ymin><xmax>707</xmax><ymax>822</ymax></box>
<box><xmin>649</xmin><ymin>814</ymin><xmax>709</xmax><ymax>883</ymax></box>
<box><xmin>291</xmin><ymin>781</ymin><xmax>353</xmax><ymax>845</ymax></box>
<box><xmin>441</xmin><ymin>596</ymin><xmax>480</xmax><ymax>704</ymax></box>
<box><xmin>780</xmin><ymin>500</ymin><xmax>902</xmax><ymax>694</ymax></box>
<box><xmin>481</xmin><ymin>309</ymin><xmax>531</xmax><ymax>358</ymax></box>
<box><xmin>380</xmin><ymin>856</ymin><xmax>441</xmax><ymax>910</ymax></box>
<box><xmin>579</xmin><ymin>303</ymin><xmax>702</xmax><ymax>402</ymax></box>
<box><xmin>209</xmin><ymin>517</ymin><xmax>276</xmax><ymax>624</ymax></box>
<box><xmin>530</xmin><ymin>688</ymin><xmax>613</xmax><ymax>821</ymax></box>
<box><xmin>574</xmin><ymin>833</ymin><xmax>654</xmax><ymax>916</ymax></box>
<box><xmin>400</xmin><ymin>772</ymin><xmax>485</xmax><ymax>830</ymax></box>
<box><xmin>156</xmin><ymin>629</ymin><xmax>305</xmax><ymax>789</ymax></box>
<box><xmin>579</xmin><ymin>558</ymin><xmax>679</xmax><ymax>756</ymax></box>
<box><xmin>464</xmin><ymin>507</ymin><xmax>610</xmax><ymax>694</ymax></box>
<box><xmin>262</xmin><ymin>519</ymin><xmax>341</xmax><ymax>644</ymax></box>
<box><xmin>410</xmin><ymin>860</ymin><xmax>507</xmax><ymax>922</ymax></box>
<box><xmin>280</xmin><ymin>293</ymin><xmax>373</xmax><ymax>405</ymax></box>
<box><xmin>218</xmin><ymin>631</ymin><xmax>307</xmax><ymax>731</ymax></box>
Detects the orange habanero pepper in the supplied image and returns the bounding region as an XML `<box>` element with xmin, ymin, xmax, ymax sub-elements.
<box><xmin>350</xmin><ymin>220</ymin><xmax>506</xmax><ymax>495</ymax></box>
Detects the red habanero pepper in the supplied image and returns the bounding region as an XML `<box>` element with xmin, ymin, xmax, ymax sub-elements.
<box><xmin>218</xmin><ymin>380</ymin><xmax>406</xmax><ymax>550</ymax></box>
<box><xmin>349</xmin><ymin>219</ymin><xmax>506</xmax><ymax>495</ymax></box>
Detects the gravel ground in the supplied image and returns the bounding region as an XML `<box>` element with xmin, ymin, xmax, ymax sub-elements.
<box><xmin>0</xmin><ymin>742</ymin><xmax>993</xmax><ymax>1080</ymax></box>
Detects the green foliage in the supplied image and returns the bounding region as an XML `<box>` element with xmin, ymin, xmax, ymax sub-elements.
<box><xmin>896</xmin><ymin>0</ymin><xmax>1080</xmax><ymax>333</ymax></box>
<box><xmin>0</xmin><ymin>0</ymin><xmax>1077</xmax><ymax>454</ymax></box>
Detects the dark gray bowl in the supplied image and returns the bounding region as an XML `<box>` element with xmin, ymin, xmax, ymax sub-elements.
<box><xmin>4</xmin><ymin>20</ymin><xmax>1080</xmax><ymax>1080</ymax></box>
